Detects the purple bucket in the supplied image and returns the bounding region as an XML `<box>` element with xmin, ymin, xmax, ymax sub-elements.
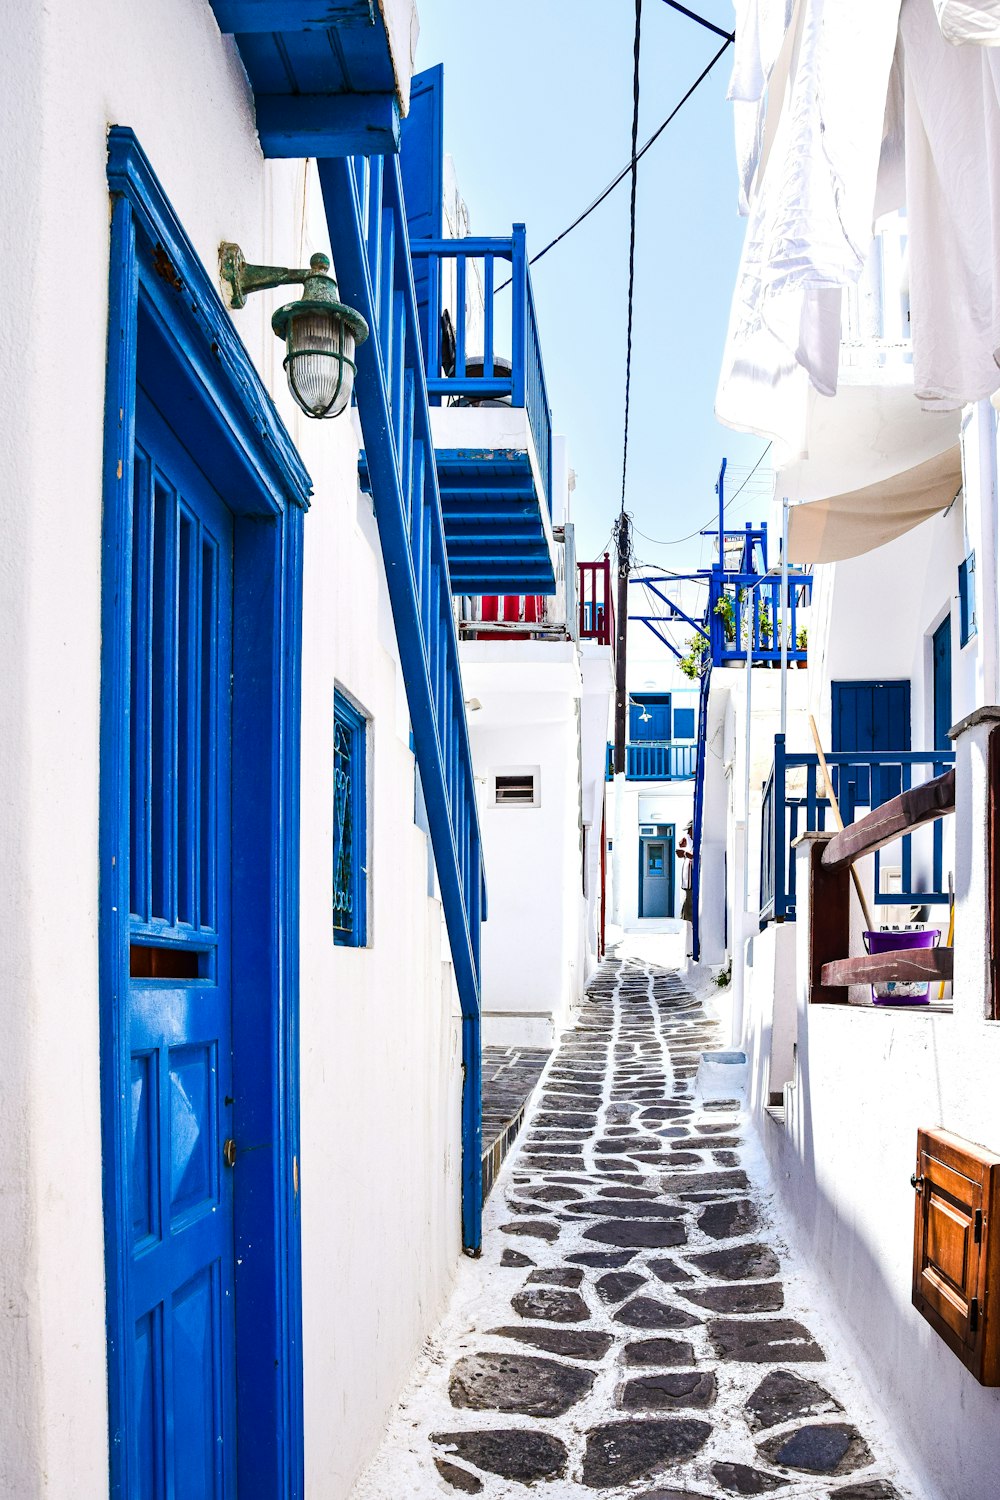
<box><xmin>862</xmin><ymin>927</ymin><xmax>940</xmax><ymax>1005</ymax></box>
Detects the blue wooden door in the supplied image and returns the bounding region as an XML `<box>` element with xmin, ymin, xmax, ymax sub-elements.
<box><xmin>630</xmin><ymin>695</ymin><xmax>672</xmax><ymax>742</ymax></box>
<box><xmin>831</xmin><ymin>680</ymin><xmax>910</xmax><ymax>817</ymax></box>
<box><xmin>128</xmin><ymin>392</ymin><xmax>236</xmax><ymax>1497</ymax></box>
<box><xmin>933</xmin><ymin>616</ymin><xmax>953</xmax><ymax>752</ymax></box>
<box><xmin>400</xmin><ymin>64</ymin><xmax>444</xmax><ymax>370</ymax></box>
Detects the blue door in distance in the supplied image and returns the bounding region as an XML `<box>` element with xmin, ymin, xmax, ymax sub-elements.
<box><xmin>933</xmin><ymin>616</ymin><xmax>953</xmax><ymax>752</ymax></box>
<box><xmin>639</xmin><ymin>825</ymin><xmax>675</xmax><ymax>917</ymax></box>
<box><xmin>831</xmin><ymin>680</ymin><xmax>910</xmax><ymax>819</ymax></box>
<box><xmin>128</xmin><ymin>392</ymin><xmax>236</xmax><ymax>1496</ymax></box>
<box><xmin>630</xmin><ymin>694</ymin><xmax>671</xmax><ymax>742</ymax></box>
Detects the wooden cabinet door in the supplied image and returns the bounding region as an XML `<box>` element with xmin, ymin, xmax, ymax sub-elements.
<box><xmin>913</xmin><ymin>1129</ymin><xmax>1000</xmax><ymax>1384</ymax></box>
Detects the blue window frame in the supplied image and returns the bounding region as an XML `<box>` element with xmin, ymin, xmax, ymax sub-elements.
<box><xmin>102</xmin><ymin>129</ymin><xmax>309</xmax><ymax>1500</ymax></box>
<box><xmin>334</xmin><ymin>693</ymin><xmax>367</xmax><ymax>946</ymax></box>
<box><xmin>630</xmin><ymin>693</ymin><xmax>671</xmax><ymax>742</ymax></box>
<box><xmin>959</xmin><ymin>552</ymin><xmax>977</xmax><ymax>647</ymax></box>
<box><xmin>673</xmin><ymin>707</ymin><xmax>696</xmax><ymax>740</ymax></box>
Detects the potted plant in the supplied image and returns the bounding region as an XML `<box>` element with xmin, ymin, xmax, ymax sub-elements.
<box><xmin>679</xmin><ymin>634</ymin><xmax>708</xmax><ymax>680</ymax></box>
<box><xmin>713</xmin><ymin>594</ymin><xmax>736</xmax><ymax>644</ymax></box>
<box><xmin>795</xmin><ymin>626</ymin><xmax>808</xmax><ymax>667</ymax></box>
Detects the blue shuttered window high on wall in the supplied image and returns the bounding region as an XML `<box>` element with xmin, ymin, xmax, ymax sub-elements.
<box><xmin>959</xmin><ymin>552</ymin><xmax>977</xmax><ymax>647</ymax></box>
<box><xmin>334</xmin><ymin>694</ymin><xmax>367</xmax><ymax>947</ymax></box>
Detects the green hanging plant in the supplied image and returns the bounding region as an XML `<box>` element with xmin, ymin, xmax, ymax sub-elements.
<box><xmin>679</xmin><ymin>634</ymin><xmax>709</xmax><ymax>681</ymax></box>
<box><xmin>713</xmin><ymin>593</ymin><xmax>736</xmax><ymax>643</ymax></box>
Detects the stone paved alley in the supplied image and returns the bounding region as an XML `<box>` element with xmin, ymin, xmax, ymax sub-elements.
<box><xmin>352</xmin><ymin>954</ymin><xmax>916</xmax><ymax>1500</ymax></box>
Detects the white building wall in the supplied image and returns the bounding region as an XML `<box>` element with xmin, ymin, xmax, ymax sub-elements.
<box><xmin>0</xmin><ymin>5</ymin><xmax>462</xmax><ymax>1494</ymax></box>
<box><xmin>461</xmin><ymin>644</ymin><xmax>587</xmax><ymax>1048</ymax></box>
<box><xmin>769</xmin><ymin>715</ymin><xmax>1000</xmax><ymax>1500</ymax></box>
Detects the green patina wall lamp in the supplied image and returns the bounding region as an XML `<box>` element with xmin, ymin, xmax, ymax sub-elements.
<box><xmin>220</xmin><ymin>242</ymin><xmax>368</xmax><ymax>419</ymax></box>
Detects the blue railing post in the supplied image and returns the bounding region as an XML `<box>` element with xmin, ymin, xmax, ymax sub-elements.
<box><xmin>772</xmin><ymin>734</ymin><xmax>787</xmax><ymax>920</ymax></box>
<box><xmin>511</xmin><ymin>224</ymin><xmax>527</xmax><ymax>409</ymax></box>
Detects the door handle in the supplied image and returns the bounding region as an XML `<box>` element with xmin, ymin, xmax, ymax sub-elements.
<box><xmin>910</xmin><ymin>1172</ymin><xmax>925</xmax><ymax>1193</ymax></box>
<box><xmin>224</xmin><ymin>1138</ymin><xmax>237</xmax><ymax>1168</ymax></box>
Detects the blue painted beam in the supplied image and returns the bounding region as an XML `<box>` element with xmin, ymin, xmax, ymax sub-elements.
<box><xmin>211</xmin><ymin>0</ymin><xmax>374</xmax><ymax>31</ymax></box>
<box><xmin>319</xmin><ymin>154</ymin><xmax>485</xmax><ymax>1253</ymax></box>
<box><xmin>256</xmin><ymin>92</ymin><xmax>399</xmax><ymax>157</ymax></box>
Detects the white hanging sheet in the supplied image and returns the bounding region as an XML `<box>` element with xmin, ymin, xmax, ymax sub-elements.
<box><xmin>717</xmin><ymin>0</ymin><xmax>903</xmax><ymax>460</ymax></box>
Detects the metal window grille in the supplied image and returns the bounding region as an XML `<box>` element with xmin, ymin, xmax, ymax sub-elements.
<box><xmin>494</xmin><ymin>772</ymin><xmax>538</xmax><ymax>806</ymax></box>
<box><xmin>334</xmin><ymin>694</ymin><xmax>367</xmax><ymax>946</ymax></box>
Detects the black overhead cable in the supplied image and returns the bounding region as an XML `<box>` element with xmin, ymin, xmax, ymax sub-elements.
<box><xmin>496</xmin><ymin>31</ymin><xmax>733</xmax><ymax>292</ymax></box>
<box><xmin>620</xmin><ymin>0</ymin><xmax>644</xmax><ymax>518</ymax></box>
<box><xmin>631</xmin><ymin>442</ymin><xmax>774</xmax><ymax>548</ymax></box>
<box><xmin>658</xmin><ymin>0</ymin><xmax>735</xmax><ymax>43</ymax></box>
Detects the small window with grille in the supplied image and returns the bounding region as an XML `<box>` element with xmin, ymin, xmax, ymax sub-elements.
<box><xmin>491</xmin><ymin>768</ymin><xmax>540</xmax><ymax>808</ymax></box>
<box><xmin>334</xmin><ymin>692</ymin><xmax>368</xmax><ymax>946</ymax></box>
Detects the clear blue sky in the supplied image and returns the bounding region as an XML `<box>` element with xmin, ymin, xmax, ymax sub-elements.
<box><xmin>414</xmin><ymin>0</ymin><xmax>773</xmax><ymax>574</ymax></box>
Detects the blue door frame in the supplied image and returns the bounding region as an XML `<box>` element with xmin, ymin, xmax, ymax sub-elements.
<box><xmin>101</xmin><ymin>130</ymin><xmax>311</xmax><ymax>1499</ymax></box>
<box><xmin>638</xmin><ymin>825</ymin><xmax>675</xmax><ymax>918</ymax></box>
<box><xmin>933</xmin><ymin>616</ymin><xmax>953</xmax><ymax>752</ymax></box>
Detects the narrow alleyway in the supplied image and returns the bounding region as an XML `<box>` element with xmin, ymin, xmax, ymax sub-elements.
<box><xmin>352</xmin><ymin>954</ymin><xmax>914</xmax><ymax>1500</ymax></box>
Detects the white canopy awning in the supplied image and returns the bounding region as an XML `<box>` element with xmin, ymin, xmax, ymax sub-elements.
<box><xmin>786</xmin><ymin>445</ymin><xmax>963</xmax><ymax>564</ymax></box>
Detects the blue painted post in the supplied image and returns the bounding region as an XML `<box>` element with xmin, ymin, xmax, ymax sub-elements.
<box><xmin>772</xmin><ymin>734</ymin><xmax>787</xmax><ymax>920</ymax></box>
<box><xmin>511</xmin><ymin>224</ymin><xmax>527</xmax><ymax>409</ymax></box>
<box><xmin>483</xmin><ymin>253</ymin><xmax>494</xmax><ymax>379</ymax></box>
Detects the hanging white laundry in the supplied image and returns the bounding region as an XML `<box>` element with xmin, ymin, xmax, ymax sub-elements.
<box><xmin>728</xmin><ymin>0</ymin><xmax>799</xmax><ymax>213</ymax></box>
<box><xmin>895</xmin><ymin>0</ymin><xmax>1000</xmax><ymax>406</ymax></box>
<box><xmin>933</xmin><ymin>0</ymin><xmax>1000</xmax><ymax>43</ymax></box>
<box><xmin>717</xmin><ymin>0</ymin><xmax>902</xmax><ymax>458</ymax></box>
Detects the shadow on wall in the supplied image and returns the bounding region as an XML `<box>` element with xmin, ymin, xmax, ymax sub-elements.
<box><xmin>769</xmin><ymin>1008</ymin><xmax>1000</xmax><ymax>1500</ymax></box>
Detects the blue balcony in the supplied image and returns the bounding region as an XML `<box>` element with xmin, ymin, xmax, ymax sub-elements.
<box><xmin>760</xmin><ymin>735</ymin><xmax>955</xmax><ymax>922</ymax></box>
<box><xmin>629</xmin><ymin>522</ymin><xmax>812</xmax><ymax>674</ymax></box>
<box><xmin>408</xmin><ymin>229</ymin><xmax>556</xmax><ymax>596</ymax></box>
<box><xmin>607</xmin><ymin>743</ymin><xmax>698</xmax><ymax>781</ymax></box>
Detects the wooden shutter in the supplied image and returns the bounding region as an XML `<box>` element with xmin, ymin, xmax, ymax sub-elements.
<box><xmin>912</xmin><ymin>1128</ymin><xmax>1000</xmax><ymax>1384</ymax></box>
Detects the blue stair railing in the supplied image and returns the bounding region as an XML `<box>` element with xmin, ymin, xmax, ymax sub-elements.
<box><xmin>409</xmin><ymin>227</ymin><xmax>553</xmax><ymax>514</ymax></box>
<box><xmin>760</xmin><ymin>734</ymin><xmax>956</xmax><ymax>922</ymax></box>
<box><xmin>319</xmin><ymin>153</ymin><xmax>486</xmax><ymax>1253</ymax></box>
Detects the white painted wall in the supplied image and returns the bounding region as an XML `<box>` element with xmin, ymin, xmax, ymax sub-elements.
<box><xmin>460</xmin><ymin>643</ymin><xmax>590</xmax><ymax>1047</ymax></box>
<box><xmin>0</xmin><ymin>4</ymin><xmax>463</xmax><ymax>1495</ymax></box>
<box><xmin>769</xmin><ymin>713</ymin><xmax>1000</xmax><ymax>1500</ymax></box>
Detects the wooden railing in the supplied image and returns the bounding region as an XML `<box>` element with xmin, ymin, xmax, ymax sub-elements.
<box><xmin>804</xmin><ymin>769</ymin><xmax>956</xmax><ymax>1003</ymax></box>
<box><xmin>578</xmin><ymin>554</ymin><xmax>614</xmax><ymax>647</ymax></box>
<box><xmin>761</xmin><ymin>736</ymin><xmax>955</xmax><ymax>922</ymax></box>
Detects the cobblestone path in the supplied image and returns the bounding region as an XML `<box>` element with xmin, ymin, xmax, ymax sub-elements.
<box><xmin>352</xmin><ymin>955</ymin><xmax>915</xmax><ymax>1500</ymax></box>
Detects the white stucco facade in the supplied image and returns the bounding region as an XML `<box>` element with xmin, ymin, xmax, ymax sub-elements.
<box><xmin>0</xmin><ymin>5</ymin><xmax>467</xmax><ymax>1496</ymax></box>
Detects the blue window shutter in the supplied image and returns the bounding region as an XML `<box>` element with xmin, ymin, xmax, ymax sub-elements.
<box><xmin>959</xmin><ymin>553</ymin><xmax>977</xmax><ymax>647</ymax></box>
<box><xmin>334</xmin><ymin>693</ymin><xmax>367</xmax><ymax>947</ymax></box>
<box><xmin>673</xmin><ymin>707</ymin><xmax>696</xmax><ymax>740</ymax></box>
<box><xmin>400</xmin><ymin>64</ymin><xmax>444</xmax><ymax>369</ymax></box>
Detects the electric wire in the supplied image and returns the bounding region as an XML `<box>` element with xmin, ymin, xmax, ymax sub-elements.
<box><xmin>658</xmin><ymin>0</ymin><xmax>735</xmax><ymax>42</ymax></box>
<box><xmin>620</xmin><ymin>0</ymin><xmax>644</xmax><ymax>519</ymax></box>
<box><xmin>630</xmin><ymin>442</ymin><xmax>774</xmax><ymax>548</ymax></box>
<box><xmin>496</xmin><ymin>32</ymin><xmax>733</xmax><ymax>292</ymax></box>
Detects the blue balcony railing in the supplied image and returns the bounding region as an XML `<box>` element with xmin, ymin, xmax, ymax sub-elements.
<box><xmin>409</xmin><ymin>227</ymin><xmax>552</xmax><ymax>513</ymax></box>
<box><xmin>760</xmin><ymin>734</ymin><xmax>955</xmax><ymax>922</ymax></box>
<box><xmin>607</xmin><ymin>742</ymin><xmax>698</xmax><ymax>781</ymax></box>
<box><xmin>708</xmin><ymin>572</ymin><xmax>812</xmax><ymax>668</ymax></box>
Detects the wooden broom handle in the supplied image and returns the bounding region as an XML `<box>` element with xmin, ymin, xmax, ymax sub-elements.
<box><xmin>808</xmin><ymin>715</ymin><xmax>876</xmax><ymax>933</ymax></box>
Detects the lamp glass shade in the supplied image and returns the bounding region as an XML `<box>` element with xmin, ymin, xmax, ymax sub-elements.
<box><xmin>283</xmin><ymin>309</ymin><xmax>356</xmax><ymax>419</ymax></box>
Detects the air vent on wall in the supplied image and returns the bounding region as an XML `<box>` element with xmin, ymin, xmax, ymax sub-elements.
<box><xmin>493</xmin><ymin>770</ymin><xmax>539</xmax><ymax>807</ymax></box>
